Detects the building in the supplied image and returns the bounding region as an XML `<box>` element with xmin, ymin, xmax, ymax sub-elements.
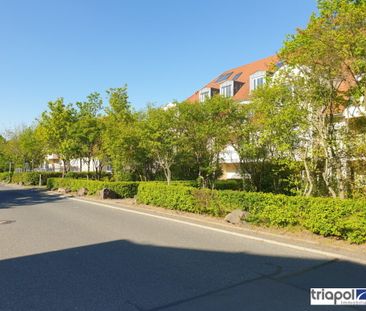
<box><xmin>187</xmin><ymin>55</ymin><xmax>278</xmax><ymax>104</ymax></box>
<box><xmin>187</xmin><ymin>55</ymin><xmax>278</xmax><ymax>179</ymax></box>
<box><xmin>42</xmin><ymin>154</ymin><xmax>111</xmax><ymax>173</ymax></box>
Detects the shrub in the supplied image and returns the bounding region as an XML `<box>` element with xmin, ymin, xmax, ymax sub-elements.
<box><xmin>136</xmin><ymin>183</ymin><xmax>366</xmax><ymax>244</ymax></box>
<box><xmin>9</xmin><ymin>171</ymin><xmax>112</xmax><ymax>186</ymax></box>
<box><xmin>137</xmin><ymin>183</ymin><xmax>198</xmax><ymax>212</ymax></box>
<box><xmin>47</xmin><ymin>178</ymin><xmax>138</xmax><ymax>198</ymax></box>
<box><xmin>213</xmin><ymin>179</ymin><xmax>243</xmax><ymax>191</ymax></box>
<box><xmin>64</xmin><ymin>171</ymin><xmax>112</xmax><ymax>180</ymax></box>
<box><xmin>0</xmin><ymin>172</ymin><xmax>11</xmax><ymax>182</ymax></box>
<box><xmin>11</xmin><ymin>172</ymin><xmax>63</xmax><ymax>185</ymax></box>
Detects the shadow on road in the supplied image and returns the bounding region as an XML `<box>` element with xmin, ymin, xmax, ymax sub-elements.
<box><xmin>0</xmin><ymin>187</ymin><xmax>63</xmax><ymax>209</ymax></box>
<box><xmin>1</xmin><ymin>240</ymin><xmax>365</xmax><ymax>311</ymax></box>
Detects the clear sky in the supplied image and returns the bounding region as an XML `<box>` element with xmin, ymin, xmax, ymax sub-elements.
<box><xmin>0</xmin><ymin>0</ymin><xmax>317</xmax><ymax>133</ymax></box>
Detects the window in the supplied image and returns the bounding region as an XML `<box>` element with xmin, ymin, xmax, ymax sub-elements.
<box><xmin>220</xmin><ymin>81</ymin><xmax>233</xmax><ymax>97</ymax></box>
<box><xmin>253</xmin><ymin>77</ymin><xmax>264</xmax><ymax>90</ymax></box>
<box><xmin>250</xmin><ymin>71</ymin><xmax>266</xmax><ymax>92</ymax></box>
<box><xmin>199</xmin><ymin>90</ymin><xmax>210</xmax><ymax>102</ymax></box>
<box><xmin>232</xmin><ymin>72</ymin><xmax>242</xmax><ymax>80</ymax></box>
<box><xmin>216</xmin><ymin>72</ymin><xmax>233</xmax><ymax>83</ymax></box>
<box><xmin>221</xmin><ymin>85</ymin><xmax>232</xmax><ymax>97</ymax></box>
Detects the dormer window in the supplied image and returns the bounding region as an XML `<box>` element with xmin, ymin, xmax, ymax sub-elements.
<box><xmin>199</xmin><ymin>87</ymin><xmax>219</xmax><ymax>102</ymax></box>
<box><xmin>220</xmin><ymin>81</ymin><xmax>233</xmax><ymax>97</ymax></box>
<box><xmin>250</xmin><ymin>71</ymin><xmax>266</xmax><ymax>92</ymax></box>
<box><xmin>220</xmin><ymin>80</ymin><xmax>244</xmax><ymax>98</ymax></box>
<box><xmin>199</xmin><ymin>88</ymin><xmax>210</xmax><ymax>102</ymax></box>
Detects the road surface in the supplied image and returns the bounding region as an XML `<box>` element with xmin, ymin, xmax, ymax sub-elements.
<box><xmin>0</xmin><ymin>185</ymin><xmax>365</xmax><ymax>310</ymax></box>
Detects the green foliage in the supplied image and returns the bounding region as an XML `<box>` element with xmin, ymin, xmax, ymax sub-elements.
<box><xmin>0</xmin><ymin>126</ymin><xmax>46</xmax><ymax>171</ymax></box>
<box><xmin>64</xmin><ymin>171</ymin><xmax>112</xmax><ymax>180</ymax></box>
<box><xmin>38</xmin><ymin>98</ymin><xmax>78</xmax><ymax>173</ymax></box>
<box><xmin>137</xmin><ymin>183</ymin><xmax>366</xmax><ymax>243</ymax></box>
<box><xmin>137</xmin><ymin>183</ymin><xmax>198</xmax><ymax>212</ymax></box>
<box><xmin>11</xmin><ymin>172</ymin><xmax>63</xmax><ymax>185</ymax></box>
<box><xmin>176</xmin><ymin>97</ymin><xmax>238</xmax><ymax>187</ymax></box>
<box><xmin>0</xmin><ymin>172</ymin><xmax>11</xmax><ymax>182</ymax></box>
<box><xmin>47</xmin><ymin>178</ymin><xmax>138</xmax><ymax>198</ymax></box>
<box><xmin>140</xmin><ymin>105</ymin><xmax>182</xmax><ymax>183</ymax></box>
<box><xmin>103</xmin><ymin>87</ymin><xmax>154</xmax><ymax>181</ymax></box>
<box><xmin>213</xmin><ymin>179</ymin><xmax>243</xmax><ymax>191</ymax></box>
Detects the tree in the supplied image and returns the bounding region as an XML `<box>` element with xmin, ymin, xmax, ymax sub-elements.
<box><xmin>278</xmin><ymin>0</ymin><xmax>366</xmax><ymax>198</ymax></box>
<box><xmin>103</xmin><ymin>86</ymin><xmax>154</xmax><ymax>181</ymax></box>
<box><xmin>0</xmin><ymin>126</ymin><xmax>45</xmax><ymax>172</ymax></box>
<box><xmin>0</xmin><ymin>135</ymin><xmax>9</xmax><ymax>172</ymax></box>
<box><xmin>177</xmin><ymin>96</ymin><xmax>237</xmax><ymax>187</ymax></box>
<box><xmin>38</xmin><ymin>98</ymin><xmax>78</xmax><ymax>176</ymax></box>
<box><xmin>74</xmin><ymin>92</ymin><xmax>104</xmax><ymax>176</ymax></box>
<box><xmin>140</xmin><ymin>105</ymin><xmax>181</xmax><ymax>184</ymax></box>
<box><xmin>231</xmin><ymin>81</ymin><xmax>306</xmax><ymax>193</ymax></box>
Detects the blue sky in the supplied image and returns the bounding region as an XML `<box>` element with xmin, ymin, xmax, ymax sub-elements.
<box><xmin>0</xmin><ymin>0</ymin><xmax>317</xmax><ymax>133</ymax></box>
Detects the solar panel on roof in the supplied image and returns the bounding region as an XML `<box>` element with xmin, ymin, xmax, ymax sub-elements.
<box><xmin>215</xmin><ymin>72</ymin><xmax>233</xmax><ymax>83</ymax></box>
<box><xmin>232</xmin><ymin>72</ymin><xmax>242</xmax><ymax>80</ymax></box>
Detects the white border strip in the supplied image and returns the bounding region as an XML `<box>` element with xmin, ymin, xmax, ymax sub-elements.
<box><xmin>69</xmin><ymin>197</ymin><xmax>366</xmax><ymax>265</ymax></box>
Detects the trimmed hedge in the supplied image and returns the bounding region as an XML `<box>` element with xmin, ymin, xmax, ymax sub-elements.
<box><xmin>137</xmin><ymin>183</ymin><xmax>198</xmax><ymax>212</ymax></box>
<box><xmin>136</xmin><ymin>183</ymin><xmax>366</xmax><ymax>244</ymax></box>
<box><xmin>47</xmin><ymin>178</ymin><xmax>138</xmax><ymax>198</ymax></box>
<box><xmin>12</xmin><ymin>172</ymin><xmax>63</xmax><ymax>185</ymax></box>
<box><xmin>7</xmin><ymin>171</ymin><xmax>111</xmax><ymax>186</ymax></box>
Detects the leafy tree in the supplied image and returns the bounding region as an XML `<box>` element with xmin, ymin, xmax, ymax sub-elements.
<box><xmin>103</xmin><ymin>86</ymin><xmax>154</xmax><ymax>181</ymax></box>
<box><xmin>0</xmin><ymin>135</ymin><xmax>9</xmax><ymax>172</ymax></box>
<box><xmin>140</xmin><ymin>105</ymin><xmax>182</xmax><ymax>184</ymax></box>
<box><xmin>177</xmin><ymin>96</ymin><xmax>237</xmax><ymax>187</ymax></box>
<box><xmin>278</xmin><ymin>0</ymin><xmax>366</xmax><ymax>198</ymax></box>
<box><xmin>74</xmin><ymin>92</ymin><xmax>104</xmax><ymax>176</ymax></box>
<box><xmin>38</xmin><ymin>98</ymin><xmax>78</xmax><ymax>176</ymax></box>
<box><xmin>0</xmin><ymin>126</ymin><xmax>45</xmax><ymax>172</ymax></box>
<box><xmin>238</xmin><ymin>75</ymin><xmax>311</xmax><ymax>194</ymax></box>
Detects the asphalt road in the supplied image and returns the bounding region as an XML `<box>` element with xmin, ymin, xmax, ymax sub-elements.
<box><xmin>0</xmin><ymin>185</ymin><xmax>365</xmax><ymax>311</ymax></box>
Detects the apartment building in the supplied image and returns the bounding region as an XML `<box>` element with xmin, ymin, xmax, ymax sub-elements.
<box><xmin>187</xmin><ymin>55</ymin><xmax>279</xmax><ymax>179</ymax></box>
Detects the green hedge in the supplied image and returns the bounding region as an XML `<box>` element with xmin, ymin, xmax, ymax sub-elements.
<box><xmin>136</xmin><ymin>183</ymin><xmax>366</xmax><ymax>244</ymax></box>
<box><xmin>137</xmin><ymin>183</ymin><xmax>198</xmax><ymax>212</ymax></box>
<box><xmin>0</xmin><ymin>172</ymin><xmax>11</xmax><ymax>182</ymax></box>
<box><xmin>11</xmin><ymin>172</ymin><xmax>63</xmax><ymax>185</ymax></box>
<box><xmin>8</xmin><ymin>171</ymin><xmax>112</xmax><ymax>186</ymax></box>
<box><xmin>47</xmin><ymin>178</ymin><xmax>138</xmax><ymax>198</ymax></box>
<box><xmin>64</xmin><ymin>171</ymin><xmax>112</xmax><ymax>180</ymax></box>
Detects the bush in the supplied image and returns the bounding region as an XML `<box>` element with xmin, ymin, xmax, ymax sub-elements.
<box><xmin>213</xmin><ymin>179</ymin><xmax>243</xmax><ymax>191</ymax></box>
<box><xmin>47</xmin><ymin>178</ymin><xmax>138</xmax><ymax>198</ymax></box>
<box><xmin>12</xmin><ymin>172</ymin><xmax>63</xmax><ymax>185</ymax></box>
<box><xmin>136</xmin><ymin>183</ymin><xmax>366</xmax><ymax>244</ymax></box>
<box><xmin>8</xmin><ymin>171</ymin><xmax>112</xmax><ymax>186</ymax></box>
<box><xmin>64</xmin><ymin>171</ymin><xmax>112</xmax><ymax>180</ymax></box>
<box><xmin>137</xmin><ymin>183</ymin><xmax>198</xmax><ymax>212</ymax></box>
<box><xmin>0</xmin><ymin>172</ymin><xmax>11</xmax><ymax>182</ymax></box>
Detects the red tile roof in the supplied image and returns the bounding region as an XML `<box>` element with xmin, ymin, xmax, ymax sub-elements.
<box><xmin>187</xmin><ymin>55</ymin><xmax>278</xmax><ymax>102</ymax></box>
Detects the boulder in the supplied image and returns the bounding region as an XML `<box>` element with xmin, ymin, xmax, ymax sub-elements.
<box><xmin>224</xmin><ymin>209</ymin><xmax>249</xmax><ymax>225</ymax></box>
<box><xmin>77</xmin><ymin>187</ymin><xmax>88</xmax><ymax>196</ymax></box>
<box><xmin>58</xmin><ymin>187</ymin><xmax>71</xmax><ymax>194</ymax></box>
<box><xmin>99</xmin><ymin>188</ymin><xmax>118</xmax><ymax>200</ymax></box>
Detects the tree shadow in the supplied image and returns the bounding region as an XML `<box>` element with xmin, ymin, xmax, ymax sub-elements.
<box><xmin>1</xmin><ymin>240</ymin><xmax>365</xmax><ymax>311</ymax></box>
<box><xmin>0</xmin><ymin>187</ymin><xmax>64</xmax><ymax>209</ymax></box>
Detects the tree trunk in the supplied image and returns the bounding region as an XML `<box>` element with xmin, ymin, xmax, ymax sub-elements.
<box><xmin>303</xmin><ymin>158</ymin><xmax>314</xmax><ymax>197</ymax></box>
<box><xmin>62</xmin><ymin>159</ymin><xmax>65</xmax><ymax>178</ymax></box>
